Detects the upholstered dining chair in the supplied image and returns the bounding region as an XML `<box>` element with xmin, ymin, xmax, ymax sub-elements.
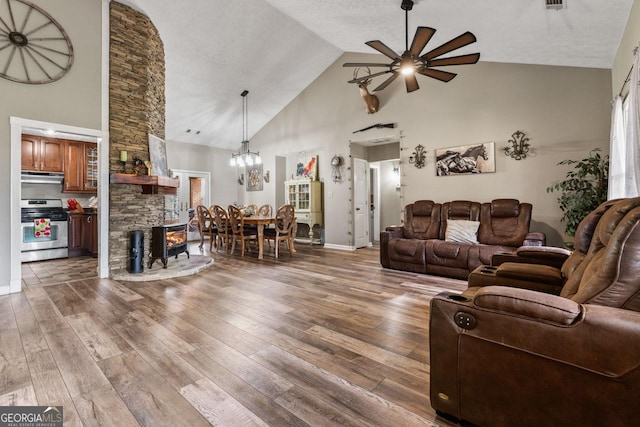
<box><xmin>196</xmin><ymin>205</ymin><xmax>215</xmax><ymax>251</ymax></box>
<box><xmin>212</xmin><ymin>205</ymin><xmax>232</xmax><ymax>253</ymax></box>
<box><xmin>257</xmin><ymin>204</ymin><xmax>273</xmax><ymax>217</ymax></box>
<box><xmin>228</xmin><ymin>205</ymin><xmax>258</xmax><ymax>256</ymax></box>
<box><xmin>264</xmin><ymin>204</ymin><xmax>295</xmax><ymax>258</ymax></box>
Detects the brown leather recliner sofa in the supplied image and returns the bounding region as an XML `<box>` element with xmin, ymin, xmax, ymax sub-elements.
<box><xmin>429</xmin><ymin>197</ymin><xmax>640</xmax><ymax>426</ymax></box>
<box><xmin>380</xmin><ymin>199</ymin><xmax>544</xmax><ymax>279</ymax></box>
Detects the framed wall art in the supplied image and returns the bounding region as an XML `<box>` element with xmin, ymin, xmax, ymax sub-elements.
<box><xmin>246</xmin><ymin>163</ymin><xmax>263</xmax><ymax>191</ymax></box>
<box><xmin>435</xmin><ymin>142</ymin><xmax>495</xmax><ymax>176</ymax></box>
<box><xmin>296</xmin><ymin>154</ymin><xmax>318</xmax><ymax>181</ymax></box>
<box><xmin>148</xmin><ymin>134</ymin><xmax>169</xmax><ymax>176</ymax></box>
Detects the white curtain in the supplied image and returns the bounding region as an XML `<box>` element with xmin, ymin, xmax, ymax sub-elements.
<box><xmin>609</xmin><ymin>47</ymin><xmax>640</xmax><ymax>199</ymax></box>
<box><xmin>609</xmin><ymin>95</ymin><xmax>626</xmax><ymax>199</ymax></box>
<box><xmin>625</xmin><ymin>48</ymin><xmax>640</xmax><ymax>197</ymax></box>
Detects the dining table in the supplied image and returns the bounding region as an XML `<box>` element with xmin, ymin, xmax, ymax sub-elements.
<box><xmin>242</xmin><ymin>215</ymin><xmax>297</xmax><ymax>259</ymax></box>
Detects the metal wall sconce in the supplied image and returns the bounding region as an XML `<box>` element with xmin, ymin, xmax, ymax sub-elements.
<box><xmin>503</xmin><ymin>130</ymin><xmax>530</xmax><ymax>160</ymax></box>
<box><xmin>409</xmin><ymin>145</ymin><xmax>426</xmax><ymax>169</ymax></box>
<box><xmin>264</xmin><ymin>170</ymin><xmax>270</xmax><ymax>183</ymax></box>
<box><xmin>237</xmin><ymin>173</ymin><xmax>244</xmax><ymax>185</ymax></box>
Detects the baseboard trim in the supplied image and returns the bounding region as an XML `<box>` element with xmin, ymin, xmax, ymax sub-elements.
<box><xmin>323</xmin><ymin>244</ymin><xmax>356</xmax><ymax>251</ymax></box>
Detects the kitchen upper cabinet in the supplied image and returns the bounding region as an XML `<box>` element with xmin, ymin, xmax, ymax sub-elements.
<box><xmin>64</xmin><ymin>141</ymin><xmax>97</xmax><ymax>193</ymax></box>
<box><xmin>21</xmin><ymin>135</ymin><xmax>65</xmax><ymax>172</ymax></box>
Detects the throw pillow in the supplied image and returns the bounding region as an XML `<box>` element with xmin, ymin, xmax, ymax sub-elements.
<box><xmin>445</xmin><ymin>220</ymin><xmax>480</xmax><ymax>244</ymax></box>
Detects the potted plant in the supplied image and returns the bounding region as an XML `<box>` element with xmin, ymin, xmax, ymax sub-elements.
<box><xmin>546</xmin><ymin>148</ymin><xmax>609</xmax><ymax>245</ymax></box>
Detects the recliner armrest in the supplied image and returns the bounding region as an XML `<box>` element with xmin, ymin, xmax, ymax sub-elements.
<box><xmin>384</xmin><ymin>226</ymin><xmax>404</xmax><ymax>238</ymax></box>
<box><xmin>492</xmin><ymin>245</ymin><xmax>570</xmax><ymax>268</ymax></box>
<box><xmin>380</xmin><ymin>227</ymin><xmax>404</xmax><ymax>268</ymax></box>
<box><xmin>523</xmin><ymin>231</ymin><xmax>546</xmax><ymax>246</ymax></box>
<box><xmin>473</xmin><ymin>286</ymin><xmax>581</xmax><ymax>325</ymax></box>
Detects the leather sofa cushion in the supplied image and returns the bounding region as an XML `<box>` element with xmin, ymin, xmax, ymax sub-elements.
<box><xmin>393</xmin><ymin>239</ymin><xmax>420</xmax><ymax>257</ymax></box>
<box><xmin>403</xmin><ymin>201</ymin><xmax>441</xmax><ymax>240</ymax></box>
<box><xmin>388</xmin><ymin>239</ymin><xmax>427</xmax><ymax>264</ymax></box>
<box><xmin>426</xmin><ymin>240</ymin><xmax>469</xmax><ymax>269</ymax></box>
<box><xmin>413</xmin><ymin>200</ymin><xmax>436</xmax><ymax>216</ymax></box>
<box><xmin>490</xmin><ymin>199</ymin><xmax>520</xmax><ymax>218</ymax></box>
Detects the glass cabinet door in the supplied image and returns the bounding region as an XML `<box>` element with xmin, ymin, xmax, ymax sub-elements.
<box><xmin>85</xmin><ymin>144</ymin><xmax>98</xmax><ymax>191</ymax></box>
<box><xmin>299</xmin><ymin>183</ymin><xmax>310</xmax><ymax>210</ymax></box>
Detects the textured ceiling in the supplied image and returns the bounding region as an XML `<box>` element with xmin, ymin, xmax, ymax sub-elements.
<box><xmin>119</xmin><ymin>0</ymin><xmax>634</xmax><ymax>150</ymax></box>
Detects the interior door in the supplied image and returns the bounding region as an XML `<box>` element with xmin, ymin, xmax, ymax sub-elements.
<box><xmin>353</xmin><ymin>158</ymin><xmax>370</xmax><ymax>248</ymax></box>
<box><xmin>172</xmin><ymin>170</ymin><xmax>210</xmax><ymax>240</ymax></box>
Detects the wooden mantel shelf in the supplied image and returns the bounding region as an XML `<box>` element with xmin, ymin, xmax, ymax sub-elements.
<box><xmin>110</xmin><ymin>173</ymin><xmax>180</xmax><ymax>194</ymax></box>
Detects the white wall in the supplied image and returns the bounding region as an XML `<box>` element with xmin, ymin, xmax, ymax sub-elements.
<box><xmin>2</xmin><ymin>0</ymin><xmax>102</xmax><ymax>288</ymax></box>
<box><xmin>165</xmin><ymin>140</ymin><xmax>239</xmax><ymax>208</ymax></box>
<box><xmin>249</xmin><ymin>53</ymin><xmax>612</xmax><ymax>248</ymax></box>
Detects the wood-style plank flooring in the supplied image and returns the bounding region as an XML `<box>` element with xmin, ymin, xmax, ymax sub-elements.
<box><xmin>4</xmin><ymin>243</ymin><xmax>466</xmax><ymax>426</ymax></box>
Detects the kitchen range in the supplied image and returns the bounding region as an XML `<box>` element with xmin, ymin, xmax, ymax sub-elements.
<box><xmin>20</xmin><ymin>199</ymin><xmax>69</xmax><ymax>262</ymax></box>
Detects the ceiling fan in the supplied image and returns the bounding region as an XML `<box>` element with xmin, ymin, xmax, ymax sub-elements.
<box><xmin>343</xmin><ymin>0</ymin><xmax>480</xmax><ymax>93</ymax></box>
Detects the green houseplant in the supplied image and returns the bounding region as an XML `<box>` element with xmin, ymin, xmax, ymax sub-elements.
<box><xmin>546</xmin><ymin>148</ymin><xmax>609</xmax><ymax>241</ymax></box>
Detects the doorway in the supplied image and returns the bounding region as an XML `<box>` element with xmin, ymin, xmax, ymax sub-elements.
<box><xmin>170</xmin><ymin>169</ymin><xmax>211</xmax><ymax>241</ymax></box>
<box><xmin>10</xmin><ymin>117</ymin><xmax>105</xmax><ymax>295</ymax></box>
<box><xmin>350</xmin><ymin>140</ymin><xmax>401</xmax><ymax>248</ymax></box>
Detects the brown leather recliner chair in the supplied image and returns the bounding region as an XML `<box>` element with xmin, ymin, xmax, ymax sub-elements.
<box><xmin>468</xmin><ymin>199</ymin><xmax>619</xmax><ymax>295</ymax></box>
<box><xmin>429</xmin><ymin>197</ymin><xmax>640</xmax><ymax>427</ymax></box>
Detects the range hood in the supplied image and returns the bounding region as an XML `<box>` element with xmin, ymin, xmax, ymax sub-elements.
<box><xmin>21</xmin><ymin>171</ymin><xmax>64</xmax><ymax>184</ymax></box>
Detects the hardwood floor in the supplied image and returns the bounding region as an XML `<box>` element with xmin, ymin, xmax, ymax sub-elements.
<box><xmin>3</xmin><ymin>244</ymin><xmax>466</xmax><ymax>426</ymax></box>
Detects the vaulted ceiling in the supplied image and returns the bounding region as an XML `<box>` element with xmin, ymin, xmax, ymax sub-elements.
<box><xmin>119</xmin><ymin>0</ymin><xmax>634</xmax><ymax>150</ymax></box>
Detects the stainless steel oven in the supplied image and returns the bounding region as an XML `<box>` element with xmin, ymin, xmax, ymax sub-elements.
<box><xmin>21</xmin><ymin>199</ymin><xmax>68</xmax><ymax>262</ymax></box>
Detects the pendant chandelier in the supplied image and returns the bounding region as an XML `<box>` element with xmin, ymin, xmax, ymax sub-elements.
<box><xmin>229</xmin><ymin>90</ymin><xmax>261</xmax><ymax>167</ymax></box>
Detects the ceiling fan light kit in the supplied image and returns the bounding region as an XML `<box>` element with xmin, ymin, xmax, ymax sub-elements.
<box><xmin>344</xmin><ymin>0</ymin><xmax>480</xmax><ymax>93</ymax></box>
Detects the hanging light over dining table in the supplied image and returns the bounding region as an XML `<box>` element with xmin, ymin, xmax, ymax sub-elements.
<box><xmin>230</xmin><ymin>90</ymin><xmax>261</xmax><ymax>167</ymax></box>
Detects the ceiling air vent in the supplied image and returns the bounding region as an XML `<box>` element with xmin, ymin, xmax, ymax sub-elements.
<box><xmin>545</xmin><ymin>0</ymin><xmax>565</xmax><ymax>10</ymax></box>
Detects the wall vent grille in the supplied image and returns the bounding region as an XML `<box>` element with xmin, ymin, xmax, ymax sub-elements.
<box><xmin>545</xmin><ymin>0</ymin><xmax>565</xmax><ymax>10</ymax></box>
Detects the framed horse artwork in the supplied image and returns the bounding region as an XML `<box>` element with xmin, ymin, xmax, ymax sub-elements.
<box><xmin>435</xmin><ymin>142</ymin><xmax>495</xmax><ymax>176</ymax></box>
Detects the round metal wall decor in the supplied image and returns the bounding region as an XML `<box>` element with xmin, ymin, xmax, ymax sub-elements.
<box><xmin>0</xmin><ymin>0</ymin><xmax>74</xmax><ymax>84</ymax></box>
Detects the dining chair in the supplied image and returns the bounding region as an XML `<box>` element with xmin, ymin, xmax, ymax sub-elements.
<box><xmin>228</xmin><ymin>205</ymin><xmax>258</xmax><ymax>256</ymax></box>
<box><xmin>257</xmin><ymin>204</ymin><xmax>273</xmax><ymax>217</ymax></box>
<box><xmin>264</xmin><ymin>204</ymin><xmax>295</xmax><ymax>258</ymax></box>
<box><xmin>196</xmin><ymin>205</ymin><xmax>215</xmax><ymax>251</ymax></box>
<box><xmin>212</xmin><ymin>205</ymin><xmax>232</xmax><ymax>253</ymax></box>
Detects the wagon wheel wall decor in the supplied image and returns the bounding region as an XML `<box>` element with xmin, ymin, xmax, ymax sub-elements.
<box><xmin>0</xmin><ymin>0</ymin><xmax>74</xmax><ymax>84</ymax></box>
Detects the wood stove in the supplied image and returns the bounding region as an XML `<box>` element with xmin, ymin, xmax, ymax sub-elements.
<box><xmin>149</xmin><ymin>223</ymin><xmax>189</xmax><ymax>269</ymax></box>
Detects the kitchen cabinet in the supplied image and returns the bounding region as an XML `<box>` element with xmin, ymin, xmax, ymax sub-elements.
<box><xmin>64</xmin><ymin>141</ymin><xmax>98</xmax><ymax>193</ymax></box>
<box><xmin>68</xmin><ymin>212</ymin><xmax>97</xmax><ymax>257</ymax></box>
<box><xmin>21</xmin><ymin>135</ymin><xmax>65</xmax><ymax>172</ymax></box>
<box><xmin>285</xmin><ymin>179</ymin><xmax>323</xmax><ymax>242</ymax></box>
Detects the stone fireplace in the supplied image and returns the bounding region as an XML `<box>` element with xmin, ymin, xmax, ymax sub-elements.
<box><xmin>108</xmin><ymin>2</ymin><xmax>168</xmax><ymax>276</ymax></box>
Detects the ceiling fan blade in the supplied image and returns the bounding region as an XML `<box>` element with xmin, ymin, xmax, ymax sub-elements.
<box><xmin>421</xmin><ymin>32</ymin><xmax>477</xmax><ymax>61</ymax></box>
<box><xmin>409</xmin><ymin>27</ymin><xmax>436</xmax><ymax>57</ymax></box>
<box><xmin>347</xmin><ymin>70</ymin><xmax>392</xmax><ymax>84</ymax></box>
<box><xmin>418</xmin><ymin>68</ymin><xmax>457</xmax><ymax>82</ymax></box>
<box><xmin>366</xmin><ymin>40</ymin><xmax>401</xmax><ymax>61</ymax></box>
<box><xmin>373</xmin><ymin>72</ymin><xmax>400</xmax><ymax>91</ymax></box>
<box><xmin>343</xmin><ymin>62</ymin><xmax>392</xmax><ymax>68</ymax></box>
<box><xmin>428</xmin><ymin>53</ymin><xmax>480</xmax><ymax>67</ymax></box>
<box><xmin>405</xmin><ymin>73</ymin><xmax>420</xmax><ymax>93</ymax></box>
